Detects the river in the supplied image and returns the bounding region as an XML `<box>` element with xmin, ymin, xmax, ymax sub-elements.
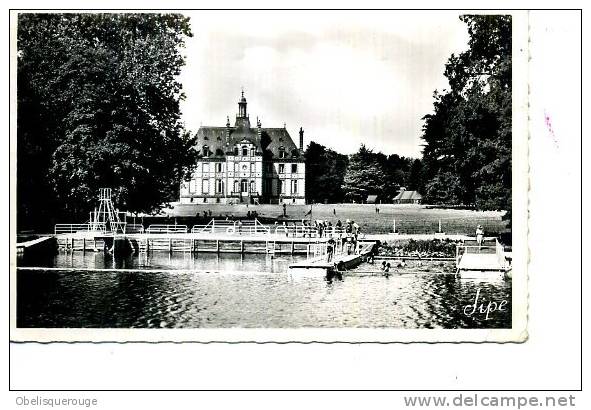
<box><xmin>17</xmin><ymin>252</ymin><xmax>511</xmax><ymax>328</ymax></box>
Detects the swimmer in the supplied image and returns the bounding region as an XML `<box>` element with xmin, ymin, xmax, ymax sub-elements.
<box><xmin>383</xmin><ymin>262</ymin><xmax>392</xmax><ymax>278</ymax></box>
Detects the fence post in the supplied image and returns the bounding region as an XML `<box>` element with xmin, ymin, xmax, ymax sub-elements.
<box><xmin>393</xmin><ymin>219</ymin><xmax>396</xmax><ymax>233</ymax></box>
<box><xmin>438</xmin><ymin>219</ymin><xmax>442</xmax><ymax>233</ymax></box>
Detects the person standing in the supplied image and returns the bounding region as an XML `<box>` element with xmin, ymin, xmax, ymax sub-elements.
<box><xmin>476</xmin><ymin>224</ymin><xmax>484</xmax><ymax>249</ymax></box>
<box><xmin>326</xmin><ymin>238</ymin><xmax>335</xmax><ymax>262</ymax></box>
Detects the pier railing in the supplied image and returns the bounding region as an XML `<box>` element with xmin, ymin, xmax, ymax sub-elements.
<box><xmin>146</xmin><ymin>224</ymin><xmax>188</xmax><ymax>234</ymax></box>
<box><xmin>125</xmin><ymin>224</ymin><xmax>145</xmax><ymax>234</ymax></box>
<box><xmin>191</xmin><ymin>218</ymin><xmax>270</xmax><ymax>235</ymax></box>
<box><xmin>55</xmin><ymin>223</ymin><xmax>106</xmax><ymax>234</ymax></box>
<box><xmin>455</xmin><ymin>239</ymin><xmax>508</xmax><ymax>268</ymax></box>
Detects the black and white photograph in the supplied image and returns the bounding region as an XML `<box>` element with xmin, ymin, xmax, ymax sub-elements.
<box><xmin>11</xmin><ymin>10</ymin><xmax>529</xmax><ymax>342</ymax></box>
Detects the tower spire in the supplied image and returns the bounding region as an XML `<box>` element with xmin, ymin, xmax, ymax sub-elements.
<box><xmin>235</xmin><ymin>89</ymin><xmax>250</xmax><ymax>128</ymax></box>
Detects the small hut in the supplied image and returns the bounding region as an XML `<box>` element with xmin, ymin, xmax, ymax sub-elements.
<box><xmin>393</xmin><ymin>188</ymin><xmax>422</xmax><ymax>204</ymax></box>
<box><xmin>366</xmin><ymin>194</ymin><xmax>379</xmax><ymax>204</ymax></box>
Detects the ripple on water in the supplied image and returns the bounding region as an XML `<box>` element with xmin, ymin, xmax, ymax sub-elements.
<box><xmin>16</xmin><ymin>256</ymin><xmax>512</xmax><ymax>329</ymax></box>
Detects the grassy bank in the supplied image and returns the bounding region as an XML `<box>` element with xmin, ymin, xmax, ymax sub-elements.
<box><xmin>166</xmin><ymin>203</ymin><xmax>507</xmax><ymax>235</ymax></box>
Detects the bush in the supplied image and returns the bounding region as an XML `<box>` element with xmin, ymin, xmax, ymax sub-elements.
<box><xmin>379</xmin><ymin>239</ymin><xmax>459</xmax><ymax>258</ymax></box>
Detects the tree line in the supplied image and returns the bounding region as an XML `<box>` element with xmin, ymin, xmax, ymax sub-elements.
<box><xmin>306</xmin><ymin>15</ymin><xmax>511</xmax><ymax>214</ymax></box>
<box><xmin>17</xmin><ymin>14</ymin><xmax>196</xmax><ymax>231</ymax></box>
<box><xmin>420</xmin><ymin>15</ymin><xmax>511</xmax><ymax>212</ymax></box>
<box><xmin>304</xmin><ymin>142</ymin><xmax>423</xmax><ymax>204</ymax></box>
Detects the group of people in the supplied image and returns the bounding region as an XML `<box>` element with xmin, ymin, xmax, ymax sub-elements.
<box><xmin>194</xmin><ymin>210</ymin><xmax>214</xmax><ymax>218</ymax></box>
<box><xmin>245</xmin><ymin>210</ymin><xmax>259</xmax><ymax>219</ymax></box>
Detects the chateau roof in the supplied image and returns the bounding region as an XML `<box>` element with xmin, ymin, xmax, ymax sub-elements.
<box><xmin>195</xmin><ymin>126</ymin><xmax>302</xmax><ymax>160</ymax></box>
<box><xmin>194</xmin><ymin>92</ymin><xmax>303</xmax><ymax>161</ymax></box>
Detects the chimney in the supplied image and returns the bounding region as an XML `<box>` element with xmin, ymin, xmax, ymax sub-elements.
<box><xmin>257</xmin><ymin>116</ymin><xmax>262</xmax><ymax>145</ymax></box>
<box><xmin>299</xmin><ymin>127</ymin><xmax>304</xmax><ymax>151</ymax></box>
<box><xmin>225</xmin><ymin>116</ymin><xmax>231</xmax><ymax>147</ymax></box>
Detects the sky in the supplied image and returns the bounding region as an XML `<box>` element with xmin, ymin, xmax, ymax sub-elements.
<box><xmin>178</xmin><ymin>11</ymin><xmax>470</xmax><ymax>158</ymax></box>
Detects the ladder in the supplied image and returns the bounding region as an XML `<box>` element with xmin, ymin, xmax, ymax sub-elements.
<box><xmin>266</xmin><ymin>240</ymin><xmax>277</xmax><ymax>254</ymax></box>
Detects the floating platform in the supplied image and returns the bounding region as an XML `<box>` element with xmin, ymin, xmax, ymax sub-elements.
<box><xmin>16</xmin><ymin>236</ymin><xmax>56</xmax><ymax>256</ymax></box>
<box><xmin>288</xmin><ymin>241</ymin><xmax>376</xmax><ymax>270</ymax></box>
<box><xmin>455</xmin><ymin>239</ymin><xmax>510</xmax><ymax>279</ymax></box>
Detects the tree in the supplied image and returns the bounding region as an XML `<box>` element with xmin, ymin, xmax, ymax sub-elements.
<box><xmin>420</xmin><ymin>15</ymin><xmax>511</xmax><ymax>215</ymax></box>
<box><xmin>407</xmin><ymin>158</ymin><xmax>424</xmax><ymax>192</ymax></box>
<box><xmin>342</xmin><ymin>145</ymin><xmax>389</xmax><ymax>202</ymax></box>
<box><xmin>304</xmin><ymin>141</ymin><xmax>348</xmax><ymax>203</ymax></box>
<box><xmin>17</xmin><ymin>14</ymin><xmax>196</xmax><ymax>230</ymax></box>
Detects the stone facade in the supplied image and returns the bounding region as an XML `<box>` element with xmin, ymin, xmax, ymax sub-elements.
<box><xmin>180</xmin><ymin>92</ymin><xmax>306</xmax><ymax>204</ymax></box>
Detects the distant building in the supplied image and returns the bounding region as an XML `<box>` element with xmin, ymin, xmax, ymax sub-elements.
<box><xmin>393</xmin><ymin>187</ymin><xmax>422</xmax><ymax>204</ymax></box>
<box><xmin>366</xmin><ymin>194</ymin><xmax>379</xmax><ymax>204</ymax></box>
<box><xmin>180</xmin><ymin>92</ymin><xmax>306</xmax><ymax>204</ymax></box>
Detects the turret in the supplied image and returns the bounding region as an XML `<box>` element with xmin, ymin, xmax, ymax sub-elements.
<box><xmin>235</xmin><ymin>89</ymin><xmax>250</xmax><ymax>128</ymax></box>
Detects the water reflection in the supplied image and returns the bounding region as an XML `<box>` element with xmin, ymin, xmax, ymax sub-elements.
<box><xmin>17</xmin><ymin>252</ymin><xmax>511</xmax><ymax>329</ymax></box>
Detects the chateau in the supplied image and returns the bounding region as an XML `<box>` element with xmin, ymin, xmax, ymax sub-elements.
<box><xmin>180</xmin><ymin>92</ymin><xmax>306</xmax><ymax>204</ymax></box>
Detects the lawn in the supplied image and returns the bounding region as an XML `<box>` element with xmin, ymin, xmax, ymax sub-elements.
<box><xmin>166</xmin><ymin>203</ymin><xmax>507</xmax><ymax>235</ymax></box>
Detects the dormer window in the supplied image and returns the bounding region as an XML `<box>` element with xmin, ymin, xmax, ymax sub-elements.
<box><xmin>250</xmin><ymin>148</ymin><xmax>256</xmax><ymax>156</ymax></box>
<box><xmin>233</xmin><ymin>147</ymin><xmax>239</xmax><ymax>156</ymax></box>
<box><xmin>202</xmin><ymin>145</ymin><xmax>210</xmax><ymax>157</ymax></box>
<box><xmin>278</xmin><ymin>146</ymin><xmax>286</xmax><ymax>159</ymax></box>
<box><xmin>242</xmin><ymin>146</ymin><xmax>248</xmax><ymax>156</ymax></box>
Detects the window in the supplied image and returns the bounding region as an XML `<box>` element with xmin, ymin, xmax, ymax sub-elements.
<box><xmin>216</xmin><ymin>179</ymin><xmax>224</xmax><ymax>194</ymax></box>
<box><xmin>234</xmin><ymin>180</ymin><xmax>240</xmax><ymax>193</ymax></box>
<box><xmin>189</xmin><ymin>179</ymin><xmax>196</xmax><ymax>194</ymax></box>
<box><xmin>241</xmin><ymin>179</ymin><xmax>248</xmax><ymax>193</ymax></box>
<box><xmin>278</xmin><ymin>179</ymin><xmax>285</xmax><ymax>195</ymax></box>
<box><xmin>202</xmin><ymin>145</ymin><xmax>210</xmax><ymax>157</ymax></box>
<box><xmin>234</xmin><ymin>147</ymin><xmax>239</xmax><ymax>156</ymax></box>
<box><xmin>250</xmin><ymin>148</ymin><xmax>256</xmax><ymax>156</ymax></box>
<box><xmin>291</xmin><ymin>164</ymin><xmax>298</xmax><ymax>173</ymax></box>
<box><xmin>250</xmin><ymin>162</ymin><xmax>256</xmax><ymax>173</ymax></box>
<box><xmin>234</xmin><ymin>162</ymin><xmax>240</xmax><ymax>172</ymax></box>
<box><xmin>202</xmin><ymin>179</ymin><xmax>209</xmax><ymax>194</ymax></box>
<box><xmin>215</xmin><ymin>162</ymin><xmax>222</xmax><ymax>172</ymax></box>
<box><xmin>242</xmin><ymin>146</ymin><xmax>248</xmax><ymax>156</ymax></box>
<box><xmin>278</xmin><ymin>146</ymin><xmax>285</xmax><ymax>158</ymax></box>
<box><xmin>279</xmin><ymin>164</ymin><xmax>285</xmax><ymax>174</ymax></box>
<box><xmin>291</xmin><ymin>180</ymin><xmax>298</xmax><ymax>195</ymax></box>
<box><xmin>250</xmin><ymin>180</ymin><xmax>256</xmax><ymax>193</ymax></box>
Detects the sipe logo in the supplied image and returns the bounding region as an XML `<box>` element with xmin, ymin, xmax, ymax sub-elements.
<box><xmin>463</xmin><ymin>288</ymin><xmax>508</xmax><ymax>320</ymax></box>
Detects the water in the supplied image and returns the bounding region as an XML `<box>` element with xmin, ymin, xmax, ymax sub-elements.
<box><xmin>17</xmin><ymin>252</ymin><xmax>511</xmax><ymax>328</ymax></box>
